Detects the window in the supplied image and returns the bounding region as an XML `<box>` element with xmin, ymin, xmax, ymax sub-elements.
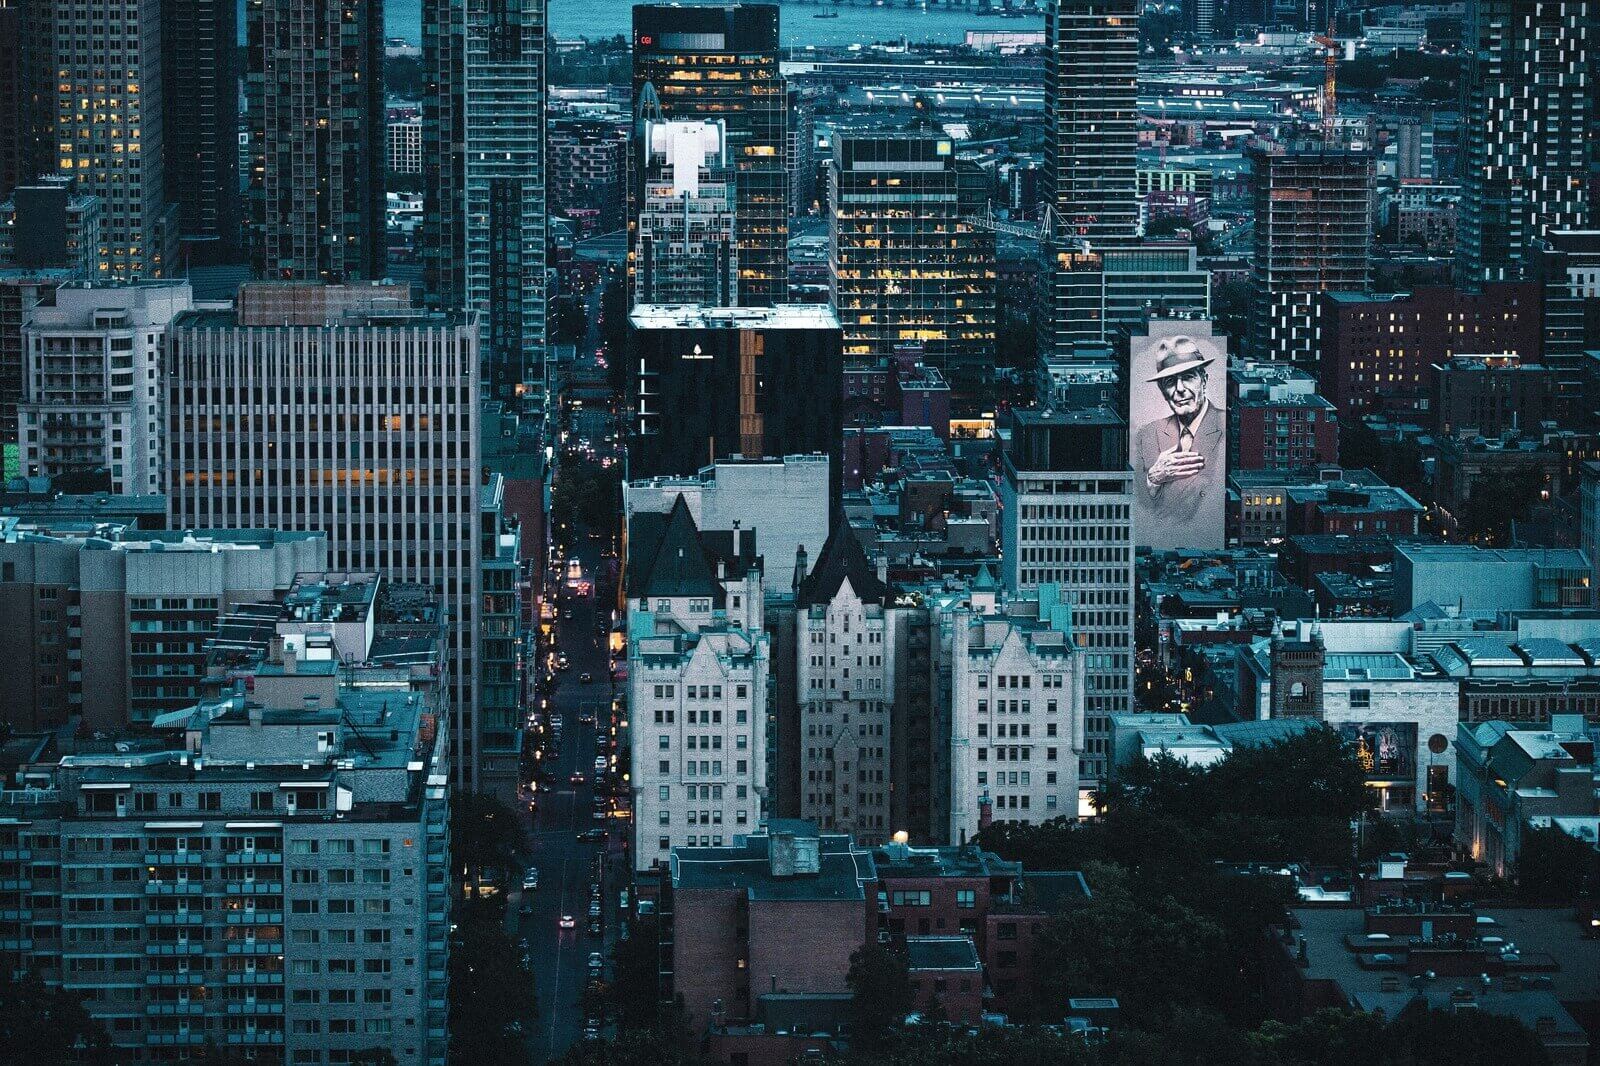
<box><xmin>891</xmin><ymin>890</ymin><xmax>931</xmax><ymax>907</ymax></box>
<box><xmin>1350</xmin><ymin>688</ymin><xmax>1371</xmax><ymax>709</ymax></box>
<box><xmin>955</xmin><ymin>889</ymin><xmax>975</xmax><ymax>909</ymax></box>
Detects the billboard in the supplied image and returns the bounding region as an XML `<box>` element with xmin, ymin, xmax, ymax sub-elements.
<box><xmin>1339</xmin><ymin>722</ymin><xmax>1418</xmax><ymax>784</ymax></box>
<box><xmin>1130</xmin><ymin>320</ymin><xmax>1228</xmax><ymax>550</ymax></box>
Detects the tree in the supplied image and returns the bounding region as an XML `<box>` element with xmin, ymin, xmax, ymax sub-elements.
<box><xmin>452</xmin><ymin>791</ymin><xmax>529</xmax><ymax>898</ymax></box>
<box><xmin>860</xmin><ymin>1024</ymin><xmax>1096</xmax><ymax>1066</ymax></box>
<box><xmin>1515</xmin><ymin>824</ymin><xmax>1600</xmax><ymax>904</ymax></box>
<box><xmin>547</xmin><ymin>1028</ymin><xmax>708</xmax><ymax>1066</ymax></box>
<box><xmin>606</xmin><ymin>917</ymin><xmax>667</xmax><ymax>1031</ymax></box>
<box><xmin>448</xmin><ymin>904</ymin><xmax>537</xmax><ymax>1065</ymax></box>
<box><xmin>846</xmin><ymin>942</ymin><xmax>913</xmax><ymax>1056</ymax></box>
<box><xmin>0</xmin><ymin>970</ymin><xmax>113</xmax><ymax>1064</ymax></box>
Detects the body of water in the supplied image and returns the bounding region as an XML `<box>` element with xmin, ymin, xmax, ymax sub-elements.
<box><xmin>383</xmin><ymin>0</ymin><xmax>1041</xmax><ymax>48</ymax></box>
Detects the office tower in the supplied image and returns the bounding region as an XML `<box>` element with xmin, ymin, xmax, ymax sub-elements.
<box><xmin>478</xmin><ymin>474</ymin><xmax>526</xmax><ymax>792</ymax></box>
<box><xmin>0</xmin><ymin>177</ymin><xmax>102</xmax><ymax>274</ymax></box>
<box><xmin>627</xmin><ymin>497</ymin><xmax>769</xmax><ymax>871</ymax></box>
<box><xmin>947</xmin><ymin>584</ymin><xmax>1086</xmax><ymax>838</ymax></box>
<box><xmin>998</xmin><ymin>408</ymin><xmax>1134</xmax><ymax>786</ymax></box>
<box><xmin>1043</xmin><ymin>0</ymin><xmax>1139</xmax><ymax>245</ymax></box>
<box><xmin>162</xmin><ymin>0</ymin><xmax>240</xmax><ymax>265</ymax></box>
<box><xmin>1534</xmin><ymin>230</ymin><xmax>1600</xmax><ymax>378</ymax></box>
<box><xmin>1458</xmin><ymin>0</ymin><xmax>1591</xmax><ymax>286</ymax></box>
<box><xmin>628</xmin><ymin>304</ymin><xmax>844</xmax><ymax>500</ymax></box>
<box><xmin>549</xmin><ymin>117</ymin><xmax>628</xmax><ymax>232</ymax></box>
<box><xmin>828</xmin><ymin>133</ymin><xmax>997</xmax><ymax>386</ymax></box>
<box><xmin>1037</xmin><ymin>244</ymin><xmax>1210</xmax><ymax>356</ymax></box>
<box><xmin>422</xmin><ymin>0</ymin><xmax>547</xmax><ymax>404</ymax></box>
<box><xmin>21</xmin><ymin>282</ymin><xmax>191</xmax><ymax>494</ymax></box>
<box><xmin>634</xmin><ymin>4</ymin><xmax>788</xmax><ymax>307</ymax></box>
<box><xmin>636</xmin><ymin>119</ymin><xmax>738</xmax><ymax>306</ymax></box>
<box><xmin>45</xmin><ymin>0</ymin><xmax>177</xmax><ymax>280</ymax></box>
<box><xmin>0</xmin><ymin>573</ymin><xmax>451</xmax><ymax>1064</ymax></box>
<box><xmin>165</xmin><ymin>282</ymin><xmax>492</xmax><ymax>792</ymax></box>
<box><xmin>0</xmin><ymin>0</ymin><xmax>51</xmax><ymax>200</ymax></box>
<box><xmin>246</xmin><ymin>0</ymin><xmax>385</xmax><ymax>282</ymax></box>
<box><xmin>1247</xmin><ymin>141</ymin><xmax>1374</xmax><ymax>365</ymax></box>
<box><xmin>0</xmin><ymin>522</ymin><xmax>324</xmax><ymax>731</ymax></box>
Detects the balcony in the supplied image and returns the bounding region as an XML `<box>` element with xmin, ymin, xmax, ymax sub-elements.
<box><xmin>224</xmin><ymin>851</ymin><xmax>282</xmax><ymax>865</ymax></box>
<box><xmin>145</xmin><ymin>1001</ymin><xmax>207</xmax><ymax>1016</ymax></box>
<box><xmin>146</xmin><ymin>942</ymin><xmax>206</xmax><ymax>956</ymax></box>
<box><xmin>224</xmin><ymin>1031</ymin><xmax>285</xmax><ymax>1046</ymax></box>
<box><xmin>145</xmin><ymin>1032</ymin><xmax>208</xmax><ymax>1046</ymax></box>
<box><xmin>222</xmin><ymin>881</ymin><xmax>283</xmax><ymax>895</ymax></box>
<box><xmin>223</xmin><ymin>941</ymin><xmax>283</xmax><ymax>955</ymax></box>
<box><xmin>144</xmin><ymin>852</ymin><xmax>206</xmax><ymax>866</ymax></box>
<box><xmin>145</xmin><ymin>972</ymin><xmax>206</xmax><ymax>986</ymax></box>
<box><xmin>223</xmin><ymin>971</ymin><xmax>284</xmax><ymax>986</ymax></box>
<box><xmin>224</xmin><ymin>910</ymin><xmax>283</xmax><ymax>925</ymax></box>
<box><xmin>145</xmin><ymin>881</ymin><xmax>205</xmax><ymax>896</ymax></box>
<box><xmin>224</xmin><ymin>1001</ymin><xmax>285</xmax><ymax>1015</ymax></box>
<box><xmin>145</xmin><ymin>912</ymin><xmax>204</xmax><ymax>926</ymax></box>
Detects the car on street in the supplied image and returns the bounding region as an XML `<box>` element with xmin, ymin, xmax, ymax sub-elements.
<box><xmin>583</xmin><ymin>1020</ymin><xmax>601</xmax><ymax>1041</ymax></box>
<box><xmin>579</xmin><ymin>672</ymin><xmax>593</xmax><ymax>684</ymax></box>
<box><xmin>569</xmin><ymin>772</ymin><xmax>585</xmax><ymax>785</ymax></box>
<box><xmin>563</xmin><ymin>609</ymin><xmax>574</xmax><ymax>620</ymax></box>
<box><xmin>587</xmin><ymin>952</ymin><xmax>604</xmax><ymax>972</ymax></box>
<box><xmin>587</xmin><ymin>918</ymin><xmax>602</xmax><ymax>937</ymax></box>
<box><xmin>588</xmin><ymin>902</ymin><xmax>602</xmax><ymax>919</ymax></box>
<box><xmin>521</xmin><ymin>867</ymin><xmax>539</xmax><ymax>891</ymax></box>
<box><xmin>581</xmin><ymin>828</ymin><xmax>606</xmax><ymax>843</ymax></box>
<box><xmin>558</xmin><ymin>914</ymin><xmax>576</xmax><ymax>929</ymax></box>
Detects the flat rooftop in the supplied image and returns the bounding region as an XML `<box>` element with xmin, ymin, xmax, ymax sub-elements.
<box><xmin>630</xmin><ymin>303</ymin><xmax>842</xmax><ymax>331</ymax></box>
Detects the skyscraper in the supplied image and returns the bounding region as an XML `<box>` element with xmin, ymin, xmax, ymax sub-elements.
<box><xmin>45</xmin><ymin>0</ymin><xmax>178</xmax><ymax>280</ymax></box>
<box><xmin>828</xmin><ymin>133</ymin><xmax>996</xmax><ymax>386</ymax></box>
<box><xmin>636</xmin><ymin>118</ymin><xmax>738</xmax><ymax>307</ymax></box>
<box><xmin>999</xmin><ymin>408</ymin><xmax>1134</xmax><ymax>789</ymax></box>
<box><xmin>162</xmin><ymin>0</ymin><xmax>241</xmax><ymax>265</ymax></box>
<box><xmin>1458</xmin><ymin>0</ymin><xmax>1591</xmax><ymax>285</ymax></box>
<box><xmin>1247</xmin><ymin>141</ymin><xmax>1373</xmax><ymax>365</ymax></box>
<box><xmin>423</xmin><ymin>0</ymin><xmax>548</xmax><ymax>405</ymax></box>
<box><xmin>0</xmin><ymin>0</ymin><xmax>51</xmax><ymax>200</ymax></box>
<box><xmin>633</xmin><ymin>4</ymin><xmax>788</xmax><ymax>307</ymax></box>
<box><xmin>1043</xmin><ymin>0</ymin><xmax>1139</xmax><ymax>246</ymax></box>
<box><xmin>246</xmin><ymin>0</ymin><xmax>385</xmax><ymax>282</ymax></box>
<box><xmin>165</xmin><ymin>282</ymin><xmax>490</xmax><ymax>791</ymax></box>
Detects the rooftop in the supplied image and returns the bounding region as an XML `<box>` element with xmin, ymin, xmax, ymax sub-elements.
<box><xmin>629</xmin><ymin>303</ymin><xmax>841</xmax><ymax>331</ymax></box>
<box><xmin>670</xmin><ymin>827</ymin><xmax>876</xmax><ymax>902</ymax></box>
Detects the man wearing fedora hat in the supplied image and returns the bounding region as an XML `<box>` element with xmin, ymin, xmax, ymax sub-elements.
<box><xmin>1133</xmin><ymin>334</ymin><xmax>1224</xmax><ymax>541</ymax></box>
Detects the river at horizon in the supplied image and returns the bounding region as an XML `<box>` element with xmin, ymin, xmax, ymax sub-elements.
<box><xmin>381</xmin><ymin>0</ymin><xmax>1042</xmax><ymax>49</ymax></box>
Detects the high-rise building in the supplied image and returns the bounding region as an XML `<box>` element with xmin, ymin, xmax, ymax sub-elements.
<box><xmin>1037</xmin><ymin>244</ymin><xmax>1210</xmax><ymax>357</ymax></box>
<box><xmin>246</xmin><ymin>0</ymin><xmax>385</xmax><ymax>282</ymax></box>
<box><xmin>626</xmin><ymin>497</ymin><xmax>769</xmax><ymax>871</ymax></box>
<box><xmin>1534</xmin><ymin>230</ymin><xmax>1600</xmax><ymax>378</ymax></box>
<box><xmin>627</xmin><ymin>304</ymin><xmax>843</xmax><ymax>500</ymax></box>
<box><xmin>636</xmin><ymin>119</ymin><xmax>738</xmax><ymax>306</ymax></box>
<box><xmin>998</xmin><ymin>408</ymin><xmax>1134</xmax><ymax>787</ymax></box>
<box><xmin>549</xmin><ymin>116</ymin><xmax>628</xmax><ymax>232</ymax></box>
<box><xmin>44</xmin><ymin>0</ymin><xmax>178</xmax><ymax>280</ymax></box>
<box><xmin>0</xmin><ymin>520</ymin><xmax>324</xmax><ymax>731</ymax></box>
<box><xmin>162</xmin><ymin>0</ymin><xmax>241</xmax><ymax>265</ymax></box>
<box><xmin>20</xmin><ymin>282</ymin><xmax>191</xmax><ymax>495</ymax></box>
<box><xmin>164</xmin><ymin>282</ymin><xmax>493</xmax><ymax>792</ymax></box>
<box><xmin>633</xmin><ymin>4</ymin><xmax>788</xmax><ymax>307</ymax></box>
<box><xmin>1043</xmin><ymin>0</ymin><xmax>1139</xmax><ymax>246</ymax></box>
<box><xmin>389</xmin><ymin>112</ymin><xmax>424</xmax><ymax>176</ymax></box>
<box><xmin>422</xmin><ymin>0</ymin><xmax>548</xmax><ymax>404</ymax></box>
<box><xmin>1247</xmin><ymin>141</ymin><xmax>1374</xmax><ymax>366</ymax></box>
<box><xmin>0</xmin><ymin>0</ymin><xmax>51</xmax><ymax>200</ymax></box>
<box><xmin>829</xmin><ymin>133</ymin><xmax>996</xmax><ymax>386</ymax></box>
<box><xmin>0</xmin><ymin>275</ymin><xmax>62</xmax><ymax>450</ymax></box>
<box><xmin>0</xmin><ymin>177</ymin><xmax>103</xmax><ymax>275</ymax></box>
<box><xmin>1458</xmin><ymin>0</ymin><xmax>1591</xmax><ymax>285</ymax></box>
<box><xmin>0</xmin><ymin>571</ymin><xmax>452</xmax><ymax>1065</ymax></box>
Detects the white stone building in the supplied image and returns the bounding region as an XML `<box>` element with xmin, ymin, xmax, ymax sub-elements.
<box><xmin>794</xmin><ymin>520</ymin><xmax>897</xmax><ymax>843</ymax></box>
<box><xmin>627</xmin><ymin>497</ymin><xmax>770</xmax><ymax>871</ymax></box>
<box><xmin>946</xmin><ymin>583</ymin><xmax>1086</xmax><ymax>840</ymax></box>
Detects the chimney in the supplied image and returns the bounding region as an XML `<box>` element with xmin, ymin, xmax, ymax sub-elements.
<box><xmin>283</xmin><ymin>645</ymin><xmax>298</xmax><ymax>674</ymax></box>
<box><xmin>732</xmin><ymin>520</ymin><xmax>742</xmax><ymax>558</ymax></box>
<box><xmin>978</xmin><ymin>793</ymin><xmax>993</xmax><ymax>832</ymax></box>
<box><xmin>248</xmin><ymin>703</ymin><xmax>263</xmax><ymax>730</ymax></box>
<box><xmin>793</xmin><ymin>545</ymin><xmax>809</xmax><ymax>595</ymax></box>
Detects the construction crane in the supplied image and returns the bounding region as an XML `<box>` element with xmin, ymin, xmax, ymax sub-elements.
<box><xmin>1312</xmin><ymin>16</ymin><xmax>1342</xmax><ymax>140</ymax></box>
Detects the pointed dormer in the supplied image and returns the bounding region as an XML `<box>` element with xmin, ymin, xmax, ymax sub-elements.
<box><xmin>796</xmin><ymin>517</ymin><xmax>889</xmax><ymax>608</ymax></box>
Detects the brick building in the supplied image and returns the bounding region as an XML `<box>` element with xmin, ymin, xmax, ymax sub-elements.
<box><xmin>1432</xmin><ymin>354</ymin><xmax>1560</xmax><ymax>439</ymax></box>
<box><xmin>1318</xmin><ymin>283</ymin><xmax>1542</xmax><ymax>419</ymax></box>
<box><xmin>1228</xmin><ymin>359</ymin><xmax>1339</xmax><ymax>471</ymax></box>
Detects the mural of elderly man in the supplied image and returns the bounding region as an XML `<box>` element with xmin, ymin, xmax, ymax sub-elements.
<box><xmin>1132</xmin><ymin>328</ymin><xmax>1227</xmax><ymax>548</ymax></box>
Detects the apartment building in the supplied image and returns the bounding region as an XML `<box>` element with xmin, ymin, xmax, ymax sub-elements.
<box><xmin>626</xmin><ymin>498</ymin><xmax>769</xmax><ymax>872</ymax></box>
<box><xmin>20</xmin><ymin>282</ymin><xmax>193</xmax><ymax>494</ymax></box>
<box><xmin>0</xmin><ymin>575</ymin><xmax>452</xmax><ymax>1064</ymax></box>
<box><xmin>0</xmin><ymin>518</ymin><xmax>324</xmax><ymax>733</ymax></box>
<box><xmin>635</xmin><ymin>118</ymin><xmax>739</xmax><ymax>307</ymax></box>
